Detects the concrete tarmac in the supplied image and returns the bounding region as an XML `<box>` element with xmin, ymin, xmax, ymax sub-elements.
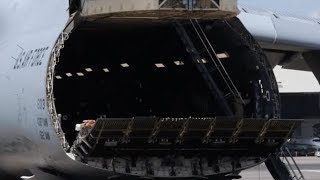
<box><xmin>240</xmin><ymin>157</ymin><xmax>320</xmax><ymax>180</ymax></box>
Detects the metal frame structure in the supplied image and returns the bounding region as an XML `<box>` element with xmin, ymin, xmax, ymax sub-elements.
<box><xmin>79</xmin><ymin>0</ymin><xmax>238</xmax><ymax>19</ymax></box>
<box><xmin>71</xmin><ymin>117</ymin><xmax>301</xmax><ymax>159</ymax></box>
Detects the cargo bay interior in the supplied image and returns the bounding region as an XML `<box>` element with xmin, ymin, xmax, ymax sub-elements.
<box><xmin>53</xmin><ymin>20</ymin><xmax>262</xmax><ymax>143</ymax></box>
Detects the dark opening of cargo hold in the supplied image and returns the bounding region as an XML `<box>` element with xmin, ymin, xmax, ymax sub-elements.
<box><xmin>72</xmin><ymin>117</ymin><xmax>301</xmax><ymax>158</ymax></box>
<box><xmin>54</xmin><ymin>19</ymin><xmax>281</xmax><ymax>145</ymax></box>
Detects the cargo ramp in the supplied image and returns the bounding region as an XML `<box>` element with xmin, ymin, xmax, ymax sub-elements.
<box><xmin>71</xmin><ymin>117</ymin><xmax>301</xmax><ymax>178</ymax></box>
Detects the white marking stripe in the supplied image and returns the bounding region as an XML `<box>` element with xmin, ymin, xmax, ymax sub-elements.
<box><xmin>298</xmin><ymin>170</ymin><xmax>320</xmax><ymax>173</ymax></box>
<box><xmin>20</xmin><ymin>175</ymin><xmax>35</xmax><ymax>179</ymax></box>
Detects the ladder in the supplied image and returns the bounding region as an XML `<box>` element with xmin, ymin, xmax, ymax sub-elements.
<box><xmin>265</xmin><ymin>148</ymin><xmax>305</xmax><ymax>180</ymax></box>
<box><xmin>174</xmin><ymin>19</ymin><xmax>244</xmax><ymax>116</ymax></box>
<box><xmin>281</xmin><ymin>147</ymin><xmax>305</xmax><ymax>180</ymax></box>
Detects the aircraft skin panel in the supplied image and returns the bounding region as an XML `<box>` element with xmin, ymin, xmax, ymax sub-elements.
<box><xmin>238</xmin><ymin>4</ymin><xmax>320</xmax><ymax>51</ymax></box>
<box><xmin>0</xmin><ymin>1</ymin><xmax>119</xmax><ymax>177</ymax></box>
<box><xmin>272</xmin><ymin>17</ymin><xmax>320</xmax><ymax>49</ymax></box>
<box><xmin>0</xmin><ymin>0</ymin><xmax>74</xmax><ymax>176</ymax></box>
<box><xmin>237</xmin><ymin>12</ymin><xmax>277</xmax><ymax>44</ymax></box>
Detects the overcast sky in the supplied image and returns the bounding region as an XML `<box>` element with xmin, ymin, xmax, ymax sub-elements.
<box><xmin>239</xmin><ymin>0</ymin><xmax>320</xmax><ymax>19</ymax></box>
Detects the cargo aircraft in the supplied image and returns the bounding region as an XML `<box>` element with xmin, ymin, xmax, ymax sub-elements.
<box><xmin>0</xmin><ymin>0</ymin><xmax>319</xmax><ymax>179</ymax></box>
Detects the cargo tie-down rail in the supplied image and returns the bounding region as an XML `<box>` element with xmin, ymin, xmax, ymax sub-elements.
<box><xmin>72</xmin><ymin>117</ymin><xmax>301</xmax><ymax>158</ymax></box>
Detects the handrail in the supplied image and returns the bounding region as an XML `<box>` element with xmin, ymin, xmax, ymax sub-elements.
<box><xmin>280</xmin><ymin>147</ymin><xmax>305</xmax><ymax>180</ymax></box>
